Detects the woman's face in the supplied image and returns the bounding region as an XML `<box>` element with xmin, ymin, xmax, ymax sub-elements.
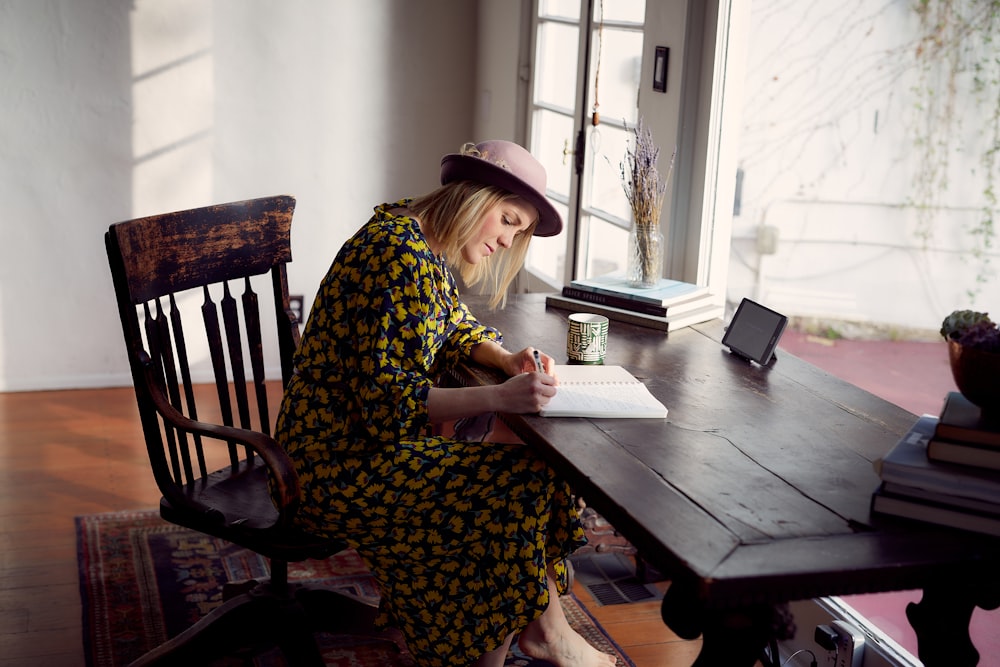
<box><xmin>460</xmin><ymin>198</ymin><xmax>538</xmax><ymax>264</ymax></box>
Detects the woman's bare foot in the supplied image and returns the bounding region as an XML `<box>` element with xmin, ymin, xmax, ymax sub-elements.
<box><xmin>517</xmin><ymin>571</ymin><xmax>617</xmax><ymax>667</ymax></box>
<box><xmin>518</xmin><ymin>617</ymin><xmax>618</xmax><ymax>667</ymax></box>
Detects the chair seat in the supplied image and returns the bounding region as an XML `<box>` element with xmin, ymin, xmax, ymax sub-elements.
<box><xmin>161</xmin><ymin>460</ymin><xmax>348</xmax><ymax>563</ymax></box>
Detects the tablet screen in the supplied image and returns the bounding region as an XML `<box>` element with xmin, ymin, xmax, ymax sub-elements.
<box><xmin>722</xmin><ymin>298</ymin><xmax>788</xmax><ymax>365</ymax></box>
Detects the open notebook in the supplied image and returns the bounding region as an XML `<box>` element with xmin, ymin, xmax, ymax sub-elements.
<box><xmin>540</xmin><ymin>365</ymin><xmax>668</xmax><ymax>418</ymax></box>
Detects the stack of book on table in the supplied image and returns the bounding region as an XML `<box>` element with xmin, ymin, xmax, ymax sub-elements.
<box><xmin>871</xmin><ymin>392</ymin><xmax>1000</xmax><ymax>537</ymax></box>
<box><xmin>546</xmin><ymin>271</ymin><xmax>722</xmax><ymax>332</ymax></box>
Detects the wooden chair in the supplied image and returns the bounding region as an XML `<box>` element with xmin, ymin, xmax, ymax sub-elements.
<box><xmin>105</xmin><ymin>196</ymin><xmax>388</xmax><ymax>665</ymax></box>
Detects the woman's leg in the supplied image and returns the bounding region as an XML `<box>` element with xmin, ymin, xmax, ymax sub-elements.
<box><xmin>516</xmin><ymin>569</ymin><xmax>618</xmax><ymax>667</ymax></box>
<box><xmin>473</xmin><ymin>632</ymin><xmax>517</xmax><ymax>667</ymax></box>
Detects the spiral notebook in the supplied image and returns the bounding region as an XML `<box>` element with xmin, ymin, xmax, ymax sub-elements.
<box><xmin>540</xmin><ymin>365</ymin><xmax>668</xmax><ymax>418</ymax></box>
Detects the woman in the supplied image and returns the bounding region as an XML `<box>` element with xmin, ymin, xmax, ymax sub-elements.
<box><xmin>274</xmin><ymin>140</ymin><xmax>616</xmax><ymax>667</ymax></box>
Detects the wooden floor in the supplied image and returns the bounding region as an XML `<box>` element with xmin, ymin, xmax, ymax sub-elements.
<box><xmin>0</xmin><ymin>386</ymin><xmax>714</xmax><ymax>667</ymax></box>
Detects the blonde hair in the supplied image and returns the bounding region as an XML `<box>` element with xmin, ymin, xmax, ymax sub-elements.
<box><xmin>409</xmin><ymin>181</ymin><xmax>537</xmax><ymax>309</ymax></box>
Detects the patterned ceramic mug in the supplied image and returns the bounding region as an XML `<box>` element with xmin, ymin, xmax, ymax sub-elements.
<box><xmin>567</xmin><ymin>313</ymin><xmax>609</xmax><ymax>364</ymax></box>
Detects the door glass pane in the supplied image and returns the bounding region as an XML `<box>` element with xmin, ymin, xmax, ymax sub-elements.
<box><xmin>531</xmin><ymin>108</ymin><xmax>575</xmax><ymax>199</ymax></box>
<box><xmin>581</xmin><ymin>215</ymin><xmax>629</xmax><ymax>277</ymax></box>
<box><xmin>527</xmin><ymin>200</ymin><xmax>570</xmax><ymax>284</ymax></box>
<box><xmin>589</xmin><ymin>26</ymin><xmax>643</xmax><ymax>128</ymax></box>
<box><xmin>598</xmin><ymin>0</ymin><xmax>645</xmax><ymax>24</ymax></box>
<box><xmin>534</xmin><ymin>21</ymin><xmax>580</xmax><ymax>111</ymax></box>
<box><xmin>585</xmin><ymin>123</ymin><xmax>631</xmax><ymax>223</ymax></box>
<box><xmin>540</xmin><ymin>0</ymin><xmax>580</xmax><ymax>20</ymax></box>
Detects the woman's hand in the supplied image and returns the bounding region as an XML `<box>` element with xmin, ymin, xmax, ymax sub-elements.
<box><xmin>442</xmin><ymin>342</ymin><xmax>557</xmax><ymax>419</ymax></box>
<box><xmin>494</xmin><ymin>347</ymin><xmax>559</xmax><ymax>413</ymax></box>
<box><xmin>426</xmin><ymin>358</ymin><xmax>557</xmax><ymax>421</ymax></box>
<box><xmin>495</xmin><ymin>368</ymin><xmax>558</xmax><ymax>414</ymax></box>
<box><xmin>471</xmin><ymin>341</ymin><xmax>558</xmax><ymax>378</ymax></box>
<box><xmin>504</xmin><ymin>346</ymin><xmax>556</xmax><ymax>377</ymax></box>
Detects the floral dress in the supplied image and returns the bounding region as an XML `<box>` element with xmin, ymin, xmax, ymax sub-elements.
<box><xmin>273</xmin><ymin>200</ymin><xmax>587</xmax><ymax>665</ymax></box>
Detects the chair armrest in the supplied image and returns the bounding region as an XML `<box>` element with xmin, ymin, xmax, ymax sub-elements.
<box><xmin>140</xmin><ymin>356</ymin><xmax>300</xmax><ymax>516</ymax></box>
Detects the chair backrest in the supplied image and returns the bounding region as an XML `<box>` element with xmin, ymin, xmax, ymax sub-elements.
<box><xmin>105</xmin><ymin>195</ymin><xmax>301</xmax><ymax>520</ymax></box>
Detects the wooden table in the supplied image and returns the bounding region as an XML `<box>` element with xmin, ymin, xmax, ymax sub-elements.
<box><xmin>455</xmin><ymin>294</ymin><xmax>1000</xmax><ymax>666</ymax></box>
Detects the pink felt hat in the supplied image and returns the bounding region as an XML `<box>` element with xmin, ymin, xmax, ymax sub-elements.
<box><xmin>440</xmin><ymin>140</ymin><xmax>563</xmax><ymax>237</ymax></box>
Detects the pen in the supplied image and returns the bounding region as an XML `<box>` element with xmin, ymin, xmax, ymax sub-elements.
<box><xmin>533</xmin><ymin>349</ymin><xmax>544</xmax><ymax>373</ymax></box>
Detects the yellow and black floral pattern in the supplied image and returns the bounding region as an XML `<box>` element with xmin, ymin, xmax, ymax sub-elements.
<box><xmin>274</xmin><ymin>201</ymin><xmax>586</xmax><ymax>665</ymax></box>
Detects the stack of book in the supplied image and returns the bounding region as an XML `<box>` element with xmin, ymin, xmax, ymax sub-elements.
<box><xmin>926</xmin><ymin>391</ymin><xmax>1000</xmax><ymax>469</ymax></box>
<box><xmin>871</xmin><ymin>393</ymin><xmax>1000</xmax><ymax>537</ymax></box>
<box><xmin>546</xmin><ymin>271</ymin><xmax>722</xmax><ymax>332</ymax></box>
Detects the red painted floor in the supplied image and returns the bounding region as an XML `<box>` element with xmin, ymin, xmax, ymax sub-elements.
<box><xmin>778</xmin><ymin>330</ymin><xmax>999</xmax><ymax>665</ymax></box>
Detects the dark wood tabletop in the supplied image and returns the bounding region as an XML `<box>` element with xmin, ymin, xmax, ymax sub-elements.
<box><xmin>455</xmin><ymin>293</ymin><xmax>1000</xmax><ymax>666</ymax></box>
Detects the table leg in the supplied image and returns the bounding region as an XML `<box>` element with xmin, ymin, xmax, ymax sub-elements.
<box><xmin>692</xmin><ymin>607</ymin><xmax>779</xmax><ymax>666</ymax></box>
<box><xmin>661</xmin><ymin>578</ymin><xmax>794</xmax><ymax>667</ymax></box>
<box><xmin>906</xmin><ymin>575</ymin><xmax>1000</xmax><ymax>667</ymax></box>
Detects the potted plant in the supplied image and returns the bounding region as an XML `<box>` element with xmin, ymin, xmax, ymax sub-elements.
<box><xmin>940</xmin><ymin>310</ymin><xmax>1000</xmax><ymax>417</ymax></box>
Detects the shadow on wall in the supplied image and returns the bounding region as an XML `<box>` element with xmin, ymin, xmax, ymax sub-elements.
<box><xmin>1</xmin><ymin>0</ymin><xmax>481</xmax><ymax>391</ymax></box>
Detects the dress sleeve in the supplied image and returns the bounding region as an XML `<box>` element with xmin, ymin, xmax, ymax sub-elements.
<box><xmin>349</xmin><ymin>229</ymin><xmax>499</xmax><ymax>441</ymax></box>
<box><xmin>437</xmin><ymin>285</ymin><xmax>502</xmax><ymax>369</ymax></box>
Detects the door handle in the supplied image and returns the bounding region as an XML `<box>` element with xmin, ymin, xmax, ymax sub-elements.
<box><xmin>562</xmin><ymin>138</ymin><xmax>575</xmax><ymax>166</ymax></box>
<box><xmin>562</xmin><ymin>132</ymin><xmax>586</xmax><ymax>175</ymax></box>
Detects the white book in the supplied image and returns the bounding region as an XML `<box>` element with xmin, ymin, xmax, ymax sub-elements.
<box><xmin>540</xmin><ymin>365</ymin><xmax>668</xmax><ymax>419</ymax></box>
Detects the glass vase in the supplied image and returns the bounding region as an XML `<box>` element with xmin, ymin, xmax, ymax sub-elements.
<box><xmin>626</xmin><ymin>224</ymin><xmax>663</xmax><ymax>288</ymax></box>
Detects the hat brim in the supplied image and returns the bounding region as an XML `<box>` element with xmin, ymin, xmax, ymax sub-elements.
<box><xmin>440</xmin><ymin>154</ymin><xmax>562</xmax><ymax>237</ymax></box>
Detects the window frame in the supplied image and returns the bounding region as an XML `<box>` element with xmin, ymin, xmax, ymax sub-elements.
<box><xmin>515</xmin><ymin>0</ymin><xmax>745</xmax><ymax>307</ymax></box>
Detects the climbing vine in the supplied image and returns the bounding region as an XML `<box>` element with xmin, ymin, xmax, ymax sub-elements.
<box><xmin>909</xmin><ymin>0</ymin><xmax>1000</xmax><ymax>299</ymax></box>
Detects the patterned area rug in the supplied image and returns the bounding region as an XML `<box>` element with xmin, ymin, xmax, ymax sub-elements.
<box><xmin>76</xmin><ymin>509</ymin><xmax>635</xmax><ymax>667</ymax></box>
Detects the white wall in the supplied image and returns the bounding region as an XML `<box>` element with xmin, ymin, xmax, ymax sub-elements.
<box><xmin>472</xmin><ymin>0</ymin><xmax>526</xmax><ymax>143</ymax></box>
<box><xmin>0</xmin><ymin>0</ymin><xmax>481</xmax><ymax>391</ymax></box>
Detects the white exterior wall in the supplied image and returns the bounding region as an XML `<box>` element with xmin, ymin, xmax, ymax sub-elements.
<box><xmin>730</xmin><ymin>0</ymin><xmax>1000</xmax><ymax>334</ymax></box>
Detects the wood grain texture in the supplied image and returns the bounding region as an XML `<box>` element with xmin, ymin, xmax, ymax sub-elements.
<box><xmin>458</xmin><ymin>293</ymin><xmax>1000</xmax><ymax>665</ymax></box>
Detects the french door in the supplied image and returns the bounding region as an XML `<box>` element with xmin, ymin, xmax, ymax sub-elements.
<box><xmin>523</xmin><ymin>0</ymin><xmax>648</xmax><ymax>289</ymax></box>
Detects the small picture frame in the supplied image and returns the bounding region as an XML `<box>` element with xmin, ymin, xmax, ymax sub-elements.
<box><xmin>653</xmin><ymin>46</ymin><xmax>668</xmax><ymax>93</ymax></box>
<box><xmin>722</xmin><ymin>298</ymin><xmax>788</xmax><ymax>366</ymax></box>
